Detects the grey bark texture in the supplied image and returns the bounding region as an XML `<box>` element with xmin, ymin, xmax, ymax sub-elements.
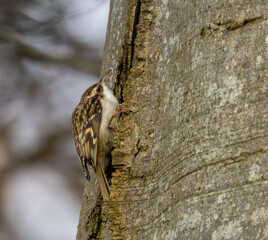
<box><xmin>76</xmin><ymin>0</ymin><xmax>268</xmax><ymax>239</ymax></box>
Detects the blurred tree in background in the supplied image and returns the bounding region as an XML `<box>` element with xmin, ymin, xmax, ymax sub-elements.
<box><xmin>0</xmin><ymin>0</ymin><xmax>109</xmax><ymax>239</ymax></box>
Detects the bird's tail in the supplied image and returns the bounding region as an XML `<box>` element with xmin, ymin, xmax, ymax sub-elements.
<box><xmin>96</xmin><ymin>164</ymin><xmax>110</xmax><ymax>200</ymax></box>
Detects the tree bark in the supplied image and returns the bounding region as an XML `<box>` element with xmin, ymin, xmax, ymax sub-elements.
<box><xmin>76</xmin><ymin>0</ymin><xmax>268</xmax><ymax>239</ymax></box>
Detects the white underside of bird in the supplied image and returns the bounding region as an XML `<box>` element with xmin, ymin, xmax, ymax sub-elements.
<box><xmin>100</xmin><ymin>83</ymin><xmax>119</xmax><ymax>141</ymax></box>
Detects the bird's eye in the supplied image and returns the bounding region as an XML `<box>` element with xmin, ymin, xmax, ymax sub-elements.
<box><xmin>96</xmin><ymin>87</ymin><xmax>100</xmax><ymax>93</ymax></box>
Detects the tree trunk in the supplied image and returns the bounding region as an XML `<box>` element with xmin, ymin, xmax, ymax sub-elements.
<box><xmin>76</xmin><ymin>0</ymin><xmax>268</xmax><ymax>239</ymax></box>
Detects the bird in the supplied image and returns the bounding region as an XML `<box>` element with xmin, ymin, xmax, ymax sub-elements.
<box><xmin>72</xmin><ymin>70</ymin><xmax>119</xmax><ymax>200</ymax></box>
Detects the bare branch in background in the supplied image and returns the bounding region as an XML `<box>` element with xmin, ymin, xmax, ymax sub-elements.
<box><xmin>0</xmin><ymin>27</ymin><xmax>101</xmax><ymax>76</ymax></box>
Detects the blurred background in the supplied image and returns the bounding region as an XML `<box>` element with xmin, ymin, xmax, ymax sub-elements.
<box><xmin>0</xmin><ymin>0</ymin><xmax>110</xmax><ymax>239</ymax></box>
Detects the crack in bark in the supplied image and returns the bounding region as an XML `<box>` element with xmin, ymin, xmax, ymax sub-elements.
<box><xmin>134</xmin><ymin>138</ymin><xmax>141</xmax><ymax>157</ymax></box>
<box><xmin>200</xmin><ymin>16</ymin><xmax>264</xmax><ymax>38</ymax></box>
<box><xmin>226</xmin><ymin>16</ymin><xmax>263</xmax><ymax>30</ymax></box>
<box><xmin>156</xmin><ymin>133</ymin><xmax>268</xmax><ymax>179</ymax></box>
<box><xmin>130</xmin><ymin>0</ymin><xmax>141</xmax><ymax>68</ymax></box>
<box><xmin>150</xmin><ymin>180</ymin><xmax>268</xmax><ymax>224</ymax></box>
<box><xmin>115</xmin><ymin>0</ymin><xmax>142</xmax><ymax>104</ymax></box>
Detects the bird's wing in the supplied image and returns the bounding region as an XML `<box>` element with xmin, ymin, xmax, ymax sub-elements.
<box><xmin>73</xmin><ymin>97</ymin><xmax>102</xmax><ymax>179</ymax></box>
<box><xmin>81</xmin><ymin>98</ymin><xmax>102</xmax><ymax>166</ymax></box>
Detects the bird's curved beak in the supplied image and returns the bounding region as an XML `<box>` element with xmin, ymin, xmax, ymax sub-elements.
<box><xmin>100</xmin><ymin>69</ymin><xmax>112</xmax><ymax>83</ymax></box>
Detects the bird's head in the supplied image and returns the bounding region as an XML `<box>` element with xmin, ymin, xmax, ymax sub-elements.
<box><xmin>80</xmin><ymin>69</ymin><xmax>112</xmax><ymax>101</ymax></box>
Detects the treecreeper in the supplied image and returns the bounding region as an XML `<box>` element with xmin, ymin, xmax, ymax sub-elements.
<box><xmin>71</xmin><ymin>70</ymin><xmax>119</xmax><ymax>200</ymax></box>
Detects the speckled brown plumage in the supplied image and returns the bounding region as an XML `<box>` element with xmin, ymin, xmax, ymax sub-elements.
<box><xmin>71</xmin><ymin>71</ymin><xmax>118</xmax><ymax>200</ymax></box>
